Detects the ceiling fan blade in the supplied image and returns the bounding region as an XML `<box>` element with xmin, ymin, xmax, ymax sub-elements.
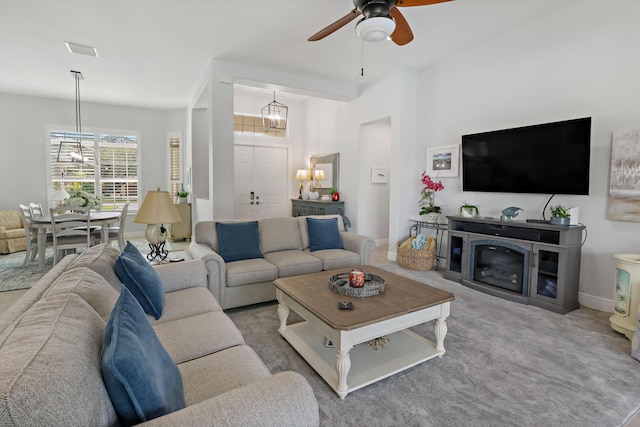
<box><xmin>396</xmin><ymin>0</ymin><xmax>452</xmax><ymax>7</ymax></box>
<box><xmin>389</xmin><ymin>8</ymin><xmax>413</xmax><ymax>45</ymax></box>
<box><xmin>308</xmin><ymin>8</ymin><xmax>361</xmax><ymax>41</ymax></box>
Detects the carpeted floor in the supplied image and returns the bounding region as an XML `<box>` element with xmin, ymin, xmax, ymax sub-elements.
<box><xmin>227</xmin><ymin>263</ymin><xmax>640</xmax><ymax>427</ymax></box>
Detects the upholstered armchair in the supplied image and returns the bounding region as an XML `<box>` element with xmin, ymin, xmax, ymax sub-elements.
<box><xmin>0</xmin><ymin>210</ymin><xmax>27</xmax><ymax>254</ymax></box>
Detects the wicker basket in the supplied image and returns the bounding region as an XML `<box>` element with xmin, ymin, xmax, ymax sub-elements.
<box><xmin>397</xmin><ymin>237</ymin><xmax>436</xmax><ymax>271</ymax></box>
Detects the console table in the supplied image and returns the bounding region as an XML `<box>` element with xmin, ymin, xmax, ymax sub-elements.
<box><xmin>291</xmin><ymin>199</ymin><xmax>350</xmax><ymax>229</ymax></box>
<box><xmin>443</xmin><ymin>216</ymin><xmax>585</xmax><ymax>314</ymax></box>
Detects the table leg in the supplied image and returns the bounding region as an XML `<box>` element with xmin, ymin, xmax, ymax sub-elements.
<box><xmin>435</xmin><ymin>316</ymin><xmax>448</xmax><ymax>354</ymax></box>
<box><xmin>37</xmin><ymin>227</ymin><xmax>46</xmax><ymax>268</ymax></box>
<box><xmin>335</xmin><ymin>349</ymin><xmax>351</xmax><ymax>399</ymax></box>
<box><xmin>277</xmin><ymin>303</ymin><xmax>289</xmax><ymax>332</ymax></box>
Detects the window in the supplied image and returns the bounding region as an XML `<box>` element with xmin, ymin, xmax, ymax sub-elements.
<box><xmin>49</xmin><ymin>129</ymin><xmax>140</xmax><ymax>212</ymax></box>
<box><xmin>233</xmin><ymin>113</ymin><xmax>286</xmax><ymax>138</ymax></box>
<box><xmin>168</xmin><ymin>133</ymin><xmax>181</xmax><ymax>199</ymax></box>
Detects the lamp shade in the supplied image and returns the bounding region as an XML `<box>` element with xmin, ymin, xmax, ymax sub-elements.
<box><xmin>134</xmin><ymin>188</ymin><xmax>181</xmax><ymax>225</ymax></box>
<box><xmin>295</xmin><ymin>169</ymin><xmax>311</xmax><ymax>180</ymax></box>
<box><xmin>314</xmin><ymin>169</ymin><xmax>327</xmax><ymax>180</ymax></box>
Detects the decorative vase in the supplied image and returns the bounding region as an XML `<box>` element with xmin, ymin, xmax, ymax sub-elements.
<box><xmin>332</xmin><ymin>192</ymin><xmax>340</xmax><ymax>201</ymax></box>
<box><xmin>423</xmin><ymin>212</ymin><xmax>440</xmax><ymax>223</ymax></box>
<box><xmin>309</xmin><ymin>191</ymin><xmax>320</xmax><ymax>200</ymax></box>
<box><xmin>550</xmin><ymin>216</ymin><xmax>570</xmax><ymax>226</ymax></box>
<box><xmin>178</xmin><ymin>197</ymin><xmax>187</xmax><ymax>204</ymax></box>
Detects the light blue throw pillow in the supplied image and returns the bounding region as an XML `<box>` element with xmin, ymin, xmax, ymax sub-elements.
<box><xmin>215</xmin><ymin>221</ymin><xmax>264</xmax><ymax>262</ymax></box>
<box><xmin>306</xmin><ymin>217</ymin><xmax>344</xmax><ymax>252</ymax></box>
<box><xmin>114</xmin><ymin>241</ymin><xmax>164</xmax><ymax>319</ymax></box>
<box><xmin>101</xmin><ymin>287</ymin><xmax>186</xmax><ymax>425</ymax></box>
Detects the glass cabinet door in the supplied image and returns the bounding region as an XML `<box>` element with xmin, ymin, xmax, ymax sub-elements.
<box><xmin>535</xmin><ymin>249</ymin><xmax>559</xmax><ymax>299</ymax></box>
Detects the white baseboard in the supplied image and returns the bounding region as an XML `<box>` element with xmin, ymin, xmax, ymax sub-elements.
<box><xmin>375</xmin><ymin>238</ymin><xmax>389</xmax><ymax>246</ymax></box>
<box><xmin>579</xmin><ymin>292</ymin><xmax>614</xmax><ymax>313</ymax></box>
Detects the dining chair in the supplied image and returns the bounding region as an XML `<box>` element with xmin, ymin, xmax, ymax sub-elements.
<box><xmin>18</xmin><ymin>204</ymin><xmax>39</xmax><ymax>266</ymax></box>
<box><xmin>92</xmin><ymin>202</ymin><xmax>128</xmax><ymax>251</ymax></box>
<box><xmin>49</xmin><ymin>206</ymin><xmax>96</xmax><ymax>265</ymax></box>
<box><xmin>29</xmin><ymin>203</ymin><xmax>45</xmax><ymax>218</ymax></box>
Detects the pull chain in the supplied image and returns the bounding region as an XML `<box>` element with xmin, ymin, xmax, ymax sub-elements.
<box><xmin>361</xmin><ymin>39</ymin><xmax>365</xmax><ymax>77</ymax></box>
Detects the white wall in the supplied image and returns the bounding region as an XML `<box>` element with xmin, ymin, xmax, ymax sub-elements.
<box><xmin>415</xmin><ymin>0</ymin><xmax>640</xmax><ymax>309</ymax></box>
<box><xmin>0</xmin><ymin>92</ymin><xmax>185</xmax><ymax>235</ymax></box>
<box><xmin>347</xmin><ymin>69</ymin><xmax>418</xmax><ymax>253</ymax></box>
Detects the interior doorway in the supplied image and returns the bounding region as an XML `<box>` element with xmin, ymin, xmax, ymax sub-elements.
<box><xmin>358</xmin><ymin>117</ymin><xmax>391</xmax><ymax>245</ymax></box>
<box><xmin>234</xmin><ymin>145</ymin><xmax>289</xmax><ymax>220</ymax></box>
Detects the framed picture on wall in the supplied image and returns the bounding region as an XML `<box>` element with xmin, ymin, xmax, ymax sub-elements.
<box><xmin>426</xmin><ymin>144</ymin><xmax>459</xmax><ymax>178</ymax></box>
<box><xmin>371</xmin><ymin>167</ymin><xmax>388</xmax><ymax>184</ymax></box>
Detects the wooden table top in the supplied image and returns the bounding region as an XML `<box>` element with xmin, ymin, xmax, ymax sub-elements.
<box><xmin>274</xmin><ymin>265</ymin><xmax>455</xmax><ymax>331</ymax></box>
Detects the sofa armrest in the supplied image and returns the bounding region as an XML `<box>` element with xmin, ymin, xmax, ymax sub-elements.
<box><xmin>139</xmin><ymin>371</ymin><xmax>319</xmax><ymax>427</ymax></box>
<box><xmin>154</xmin><ymin>259</ymin><xmax>208</xmax><ymax>293</ymax></box>
<box><xmin>341</xmin><ymin>231</ymin><xmax>376</xmax><ymax>264</ymax></box>
<box><xmin>188</xmin><ymin>241</ymin><xmax>225</xmax><ymax>303</ymax></box>
<box><xmin>0</xmin><ymin>226</ymin><xmax>5</xmax><ymax>233</ymax></box>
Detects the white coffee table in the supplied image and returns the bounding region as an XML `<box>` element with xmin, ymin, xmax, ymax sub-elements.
<box><xmin>274</xmin><ymin>266</ymin><xmax>454</xmax><ymax>399</ymax></box>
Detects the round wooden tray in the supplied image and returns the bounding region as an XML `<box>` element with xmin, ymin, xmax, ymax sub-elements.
<box><xmin>328</xmin><ymin>272</ymin><xmax>386</xmax><ymax>298</ymax></box>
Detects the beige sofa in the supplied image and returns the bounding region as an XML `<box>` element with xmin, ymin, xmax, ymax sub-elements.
<box><xmin>0</xmin><ymin>244</ymin><xmax>319</xmax><ymax>426</ymax></box>
<box><xmin>0</xmin><ymin>209</ymin><xmax>26</xmax><ymax>254</ymax></box>
<box><xmin>188</xmin><ymin>214</ymin><xmax>376</xmax><ymax>309</ymax></box>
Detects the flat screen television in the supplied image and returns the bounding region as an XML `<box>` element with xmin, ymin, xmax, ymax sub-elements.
<box><xmin>461</xmin><ymin>117</ymin><xmax>591</xmax><ymax>195</ymax></box>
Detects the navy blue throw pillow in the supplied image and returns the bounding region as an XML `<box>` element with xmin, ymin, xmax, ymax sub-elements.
<box><xmin>215</xmin><ymin>221</ymin><xmax>263</xmax><ymax>262</ymax></box>
<box><xmin>306</xmin><ymin>217</ymin><xmax>344</xmax><ymax>252</ymax></box>
<box><xmin>114</xmin><ymin>241</ymin><xmax>164</xmax><ymax>320</ymax></box>
<box><xmin>101</xmin><ymin>287</ymin><xmax>186</xmax><ymax>425</ymax></box>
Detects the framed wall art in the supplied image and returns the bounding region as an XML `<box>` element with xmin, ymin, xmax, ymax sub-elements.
<box><xmin>371</xmin><ymin>167</ymin><xmax>388</xmax><ymax>184</ymax></box>
<box><xmin>426</xmin><ymin>144</ymin><xmax>459</xmax><ymax>178</ymax></box>
<box><xmin>608</xmin><ymin>129</ymin><xmax>640</xmax><ymax>222</ymax></box>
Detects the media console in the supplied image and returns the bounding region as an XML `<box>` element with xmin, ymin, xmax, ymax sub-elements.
<box><xmin>443</xmin><ymin>216</ymin><xmax>585</xmax><ymax>314</ymax></box>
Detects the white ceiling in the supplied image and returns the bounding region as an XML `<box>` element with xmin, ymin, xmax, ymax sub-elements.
<box><xmin>0</xmin><ymin>0</ymin><xmax>580</xmax><ymax>109</ymax></box>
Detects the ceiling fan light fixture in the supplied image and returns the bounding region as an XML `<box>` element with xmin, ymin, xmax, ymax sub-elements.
<box><xmin>355</xmin><ymin>16</ymin><xmax>396</xmax><ymax>42</ymax></box>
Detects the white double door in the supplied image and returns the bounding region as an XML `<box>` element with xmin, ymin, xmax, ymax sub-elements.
<box><xmin>234</xmin><ymin>145</ymin><xmax>288</xmax><ymax>220</ymax></box>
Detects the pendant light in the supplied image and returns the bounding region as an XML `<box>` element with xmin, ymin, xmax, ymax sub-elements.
<box><xmin>261</xmin><ymin>91</ymin><xmax>288</xmax><ymax>131</ymax></box>
<box><xmin>56</xmin><ymin>70</ymin><xmax>96</xmax><ymax>166</ymax></box>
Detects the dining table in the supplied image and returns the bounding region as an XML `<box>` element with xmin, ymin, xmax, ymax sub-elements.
<box><xmin>31</xmin><ymin>211</ymin><xmax>122</xmax><ymax>268</ymax></box>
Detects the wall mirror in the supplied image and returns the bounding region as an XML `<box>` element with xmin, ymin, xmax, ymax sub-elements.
<box><xmin>310</xmin><ymin>153</ymin><xmax>339</xmax><ymax>195</ymax></box>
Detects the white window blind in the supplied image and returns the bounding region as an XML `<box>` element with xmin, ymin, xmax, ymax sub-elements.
<box><xmin>169</xmin><ymin>136</ymin><xmax>181</xmax><ymax>198</ymax></box>
<box><xmin>50</xmin><ymin>130</ymin><xmax>140</xmax><ymax>212</ymax></box>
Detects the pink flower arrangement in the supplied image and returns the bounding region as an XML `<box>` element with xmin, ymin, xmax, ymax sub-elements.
<box><xmin>419</xmin><ymin>172</ymin><xmax>444</xmax><ymax>215</ymax></box>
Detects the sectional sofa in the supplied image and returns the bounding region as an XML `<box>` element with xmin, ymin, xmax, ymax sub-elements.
<box><xmin>188</xmin><ymin>214</ymin><xmax>376</xmax><ymax>309</ymax></box>
<box><xmin>0</xmin><ymin>243</ymin><xmax>319</xmax><ymax>426</ymax></box>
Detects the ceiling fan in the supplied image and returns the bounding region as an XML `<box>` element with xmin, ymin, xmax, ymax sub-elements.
<box><xmin>308</xmin><ymin>0</ymin><xmax>452</xmax><ymax>46</ymax></box>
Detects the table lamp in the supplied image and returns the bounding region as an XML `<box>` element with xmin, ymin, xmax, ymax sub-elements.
<box><xmin>295</xmin><ymin>169</ymin><xmax>311</xmax><ymax>199</ymax></box>
<box><xmin>314</xmin><ymin>169</ymin><xmax>326</xmax><ymax>188</ymax></box>
<box><xmin>134</xmin><ymin>187</ymin><xmax>182</xmax><ymax>262</ymax></box>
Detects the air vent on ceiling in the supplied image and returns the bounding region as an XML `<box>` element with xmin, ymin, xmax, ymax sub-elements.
<box><xmin>64</xmin><ymin>42</ymin><xmax>99</xmax><ymax>57</ymax></box>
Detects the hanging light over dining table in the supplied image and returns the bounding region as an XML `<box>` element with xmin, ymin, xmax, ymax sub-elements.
<box><xmin>56</xmin><ymin>70</ymin><xmax>96</xmax><ymax>167</ymax></box>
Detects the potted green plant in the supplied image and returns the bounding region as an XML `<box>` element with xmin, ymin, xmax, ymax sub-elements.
<box><xmin>177</xmin><ymin>186</ymin><xmax>189</xmax><ymax>204</ymax></box>
<box><xmin>459</xmin><ymin>202</ymin><xmax>479</xmax><ymax>217</ymax></box>
<box><xmin>549</xmin><ymin>204</ymin><xmax>570</xmax><ymax>226</ymax></box>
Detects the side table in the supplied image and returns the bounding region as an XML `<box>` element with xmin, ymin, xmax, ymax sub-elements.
<box><xmin>610</xmin><ymin>254</ymin><xmax>640</xmax><ymax>339</ymax></box>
